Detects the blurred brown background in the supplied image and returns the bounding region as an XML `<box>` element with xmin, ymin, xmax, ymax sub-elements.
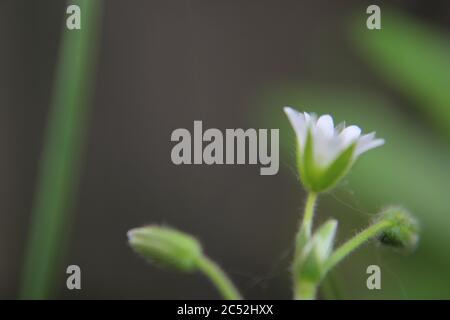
<box><xmin>0</xmin><ymin>0</ymin><xmax>449</xmax><ymax>299</ymax></box>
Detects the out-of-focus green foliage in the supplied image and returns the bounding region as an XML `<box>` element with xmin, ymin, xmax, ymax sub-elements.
<box><xmin>352</xmin><ymin>9</ymin><xmax>450</xmax><ymax>140</ymax></box>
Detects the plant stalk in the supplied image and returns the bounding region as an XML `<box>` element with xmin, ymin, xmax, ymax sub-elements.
<box><xmin>197</xmin><ymin>256</ymin><xmax>242</xmax><ymax>300</ymax></box>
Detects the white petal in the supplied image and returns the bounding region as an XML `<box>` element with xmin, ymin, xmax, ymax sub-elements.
<box><xmin>284</xmin><ymin>107</ymin><xmax>307</xmax><ymax>147</ymax></box>
<box><xmin>316</xmin><ymin>115</ymin><xmax>334</xmax><ymax>138</ymax></box>
<box><xmin>303</xmin><ymin>112</ymin><xmax>311</xmax><ymax>122</ymax></box>
<box><xmin>340</xmin><ymin>125</ymin><xmax>361</xmax><ymax>146</ymax></box>
<box><xmin>313</xmin><ymin>136</ymin><xmax>342</xmax><ymax>168</ymax></box>
<box><xmin>356</xmin><ymin>132</ymin><xmax>375</xmax><ymax>146</ymax></box>
<box><xmin>355</xmin><ymin>133</ymin><xmax>385</xmax><ymax>156</ymax></box>
<box><xmin>283</xmin><ymin>107</ymin><xmax>304</xmax><ymax>134</ymax></box>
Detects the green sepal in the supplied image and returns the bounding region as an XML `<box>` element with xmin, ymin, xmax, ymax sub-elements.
<box><xmin>294</xmin><ymin>220</ymin><xmax>338</xmax><ymax>284</ymax></box>
<box><xmin>315</xmin><ymin>142</ymin><xmax>356</xmax><ymax>192</ymax></box>
<box><xmin>298</xmin><ymin>129</ymin><xmax>315</xmax><ymax>191</ymax></box>
<box><xmin>298</xmin><ymin>130</ymin><xmax>356</xmax><ymax>192</ymax></box>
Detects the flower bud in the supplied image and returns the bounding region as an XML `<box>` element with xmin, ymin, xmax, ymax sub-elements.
<box><xmin>127</xmin><ymin>225</ymin><xmax>203</xmax><ymax>272</ymax></box>
<box><xmin>295</xmin><ymin>220</ymin><xmax>338</xmax><ymax>283</ymax></box>
<box><xmin>374</xmin><ymin>206</ymin><xmax>419</xmax><ymax>252</ymax></box>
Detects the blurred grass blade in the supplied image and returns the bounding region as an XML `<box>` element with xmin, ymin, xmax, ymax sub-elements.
<box><xmin>351</xmin><ymin>9</ymin><xmax>450</xmax><ymax>140</ymax></box>
<box><xmin>20</xmin><ymin>0</ymin><xmax>102</xmax><ymax>299</ymax></box>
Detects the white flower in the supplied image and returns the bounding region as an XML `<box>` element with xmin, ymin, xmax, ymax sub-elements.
<box><xmin>284</xmin><ymin>107</ymin><xmax>384</xmax><ymax>192</ymax></box>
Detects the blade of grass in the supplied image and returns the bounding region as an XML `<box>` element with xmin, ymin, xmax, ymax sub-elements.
<box><xmin>20</xmin><ymin>0</ymin><xmax>102</xmax><ymax>299</ymax></box>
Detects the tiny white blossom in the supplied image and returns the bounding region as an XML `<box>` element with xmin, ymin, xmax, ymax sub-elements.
<box><xmin>284</xmin><ymin>107</ymin><xmax>384</xmax><ymax>192</ymax></box>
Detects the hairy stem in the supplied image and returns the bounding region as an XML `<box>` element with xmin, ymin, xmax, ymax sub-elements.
<box><xmin>295</xmin><ymin>192</ymin><xmax>317</xmax><ymax>249</ymax></box>
<box><xmin>324</xmin><ymin>219</ymin><xmax>392</xmax><ymax>273</ymax></box>
<box><xmin>292</xmin><ymin>192</ymin><xmax>318</xmax><ymax>299</ymax></box>
<box><xmin>198</xmin><ymin>256</ymin><xmax>242</xmax><ymax>300</ymax></box>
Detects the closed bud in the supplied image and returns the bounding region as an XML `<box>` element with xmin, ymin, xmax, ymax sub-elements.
<box><xmin>295</xmin><ymin>220</ymin><xmax>338</xmax><ymax>283</ymax></box>
<box><xmin>374</xmin><ymin>206</ymin><xmax>419</xmax><ymax>252</ymax></box>
<box><xmin>127</xmin><ymin>225</ymin><xmax>203</xmax><ymax>272</ymax></box>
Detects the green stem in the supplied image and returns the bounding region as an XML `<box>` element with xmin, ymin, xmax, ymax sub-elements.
<box><xmin>294</xmin><ymin>280</ymin><xmax>317</xmax><ymax>300</ymax></box>
<box><xmin>19</xmin><ymin>0</ymin><xmax>102</xmax><ymax>299</ymax></box>
<box><xmin>295</xmin><ymin>192</ymin><xmax>317</xmax><ymax>248</ymax></box>
<box><xmin>292</xmin><ymin>192</ymin><xmax>318</xmax><ymax>300</ymax></box>
<box><xmin>198</xmin><ymin>256</ymin><xmax>242</xmax><ymax>300</ymax></box>
<box><xmin>302</xmin><ymin>192</ymin><xmax>317</xmax><ymax>237</ymax></box>
<box><xmin>324</xmin><ymin>219</ymin><xmax>392</xmax><ymax>274</ymax></box>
